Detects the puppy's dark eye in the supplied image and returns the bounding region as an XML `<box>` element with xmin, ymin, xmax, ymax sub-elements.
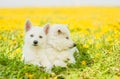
<box><xmin>66</xmin><ymin>37</ymin><xmax>69</xmax><ymax>39</ymax></box>
<box><xmin>39</xmin><ymin>36</ymin><xmax>43</xmax><ymax>38</ymax></box>
<box><xmin>30</xmin><ymin>34</ymin><xmax>34</xmax><ymax>37</ymax></box>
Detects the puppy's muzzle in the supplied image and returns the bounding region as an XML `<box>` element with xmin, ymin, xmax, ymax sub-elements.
<box><xmin>69</xmin><ymin>43</ymin><xmax>76</xmax><ymax>49</ymax></box>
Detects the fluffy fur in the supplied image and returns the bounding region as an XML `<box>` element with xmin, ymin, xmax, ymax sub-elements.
<box><xmin>22</xmin><ymin>20</ymin><xmax>52</xmax><ymax>70</ymax></box>
<box><xmin>46</xmin><ymin>24</ymin><xmax>77</xmax><ymax>67</ymax></box>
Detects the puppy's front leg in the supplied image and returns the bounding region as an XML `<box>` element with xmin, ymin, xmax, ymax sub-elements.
<box><xmin>68</xmin><ymin>55</ymin><xmax>76</xmax><ymax>64</ymax></box>
<box><xmin>26</xmin><ymin>60</ymin><xmax>42</xmax><ymax>67</ymax></box>
<box><xmin>54</xmin><ymin>59</ymin><xmax>67</xmax><ymax>67</ymax></box>
<box><xmin>40</xmin><ymin>55</ymin><xmax>52</xmax><ymax>71</ymax></box>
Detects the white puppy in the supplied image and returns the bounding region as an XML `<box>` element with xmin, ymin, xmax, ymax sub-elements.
<box><xmin>22</xmin><ymin>20</ymin><xmax>52</xmax><ymax>70</ymax></box>
<box><xmin>46</xmin><ymin>24</ymin><xmax>77</xmax><ymax>67</ymax></box>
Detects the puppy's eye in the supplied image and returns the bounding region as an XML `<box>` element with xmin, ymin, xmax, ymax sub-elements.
<box><xmin>39</xmin><ymin>36</ymin><xmax>43</xmax><ymax>38</ymax></box>
<box><xmin>30</xmin><ymin>34</ymin><xmax>34</xmax><ymax>37</ymax></box>
<box><xmin>66</xmin><ymin>37</ymin><xmax>69</xmax><ymax>39</ymax></box>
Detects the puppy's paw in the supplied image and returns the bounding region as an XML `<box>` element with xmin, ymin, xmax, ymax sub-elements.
<box><xmin>68</xmin><ymin>57</ymin><xmax>76</xmax><ymax>64</ymax></box>
<box><xmin>44</xmin><ymin>65</ymin><xmax>53</xmax><ymax>73</ymax></box>
<box><xmin>31</xmin><ymin>61</ymin><xmax>42</xmax><ymax>67</ymax></box>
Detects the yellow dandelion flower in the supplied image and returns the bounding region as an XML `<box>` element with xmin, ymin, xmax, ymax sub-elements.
<box><xmin>114</xmin><ymin>75</ymin><xmax>119</xmax><ymax>79</ymax></box>
<box><xmin>88</xmin><ymin>39</ymin><xmax>94</xmax><ymax>44</ymax></box>
<box><xmin>0</xmin><ymin>35</ymin><xmax>2</xmax><ymax>40</ymax></box>
<box><xmin>12</xmin><ymin>40</ymin><xmax>17</xmax><ymax>45</ymax></box>
<box><xmin>53</xmin><ymin>76</ymin><xmax>58</xmax><ymax>79</ymax></box>
<box><xmin>96</xmin><ymin>53</ymin><xmax>101</xmax><ymax>57</ymax></box>
<box><xmin>81</xmin><ymin>61</ymin><xmax>86</xmax><ymax>65</ymax></box>
<box><xmin>25</xmin><ymin>73</ymin><xmax>33</xmax><ymax>79</ymax></box>
<box><xmin>95</xmin><ymin>44</ymin><xmax>101</xmax><ymax>49</ymax></box>
<box><xmin>13</xmin><ymin>48</ymin><xmax>21</xmax><ymax>56</ymax></box>
<box><xmin>28</xmin><ymin>74</ymin><xmax>33</xmax><ymax>79</ymax></box>
<box><xmin>15</xmin><ymin>48</ymin><xmax>21</xmax><ymax>53</ymax></box>
<box><xmin>110</xmin><ymin>42</ymin><xmax>114</xmax><ymax>46</ymax></box>
<box><xmin>95</xmin><ymin>34</ymin><xmax>101</xmax><ymax>39</ymax></box>
<box><xmin>51</xmin><ymin>73</ymin><xmax>56</xmax><ymax>77</ymax></box>
<box><xmin>3</xmin><ymin>37</ymin><xmax>7</xmax><ymax>41</ymax></box>
<box><xmin>83</xmin><ymin>44</ymin><xmax>89</xmax><ymax>48</ymax></box>
<box><xmin>106</xmin><ymin>36</ymin><xmax>112</xmax><ymax>42</ymax></box>
<box><xmin>20</xmin><ymin>33</ymin><xmax>24</xmax><ymax>37</ymax></box>
<box><xmin>43</xmin><ymin>76</ymin><xmax>47</xmax><ymax>79</ymax></box>
<box><xmin>25</xmin><ymin>73</ymin><xmax>29</xmax><ymax>76</ymax></box>
<box><xmin>114</xmin><ymin>34</ymin><xmax>118</xmax><ymax>39</ymax></box>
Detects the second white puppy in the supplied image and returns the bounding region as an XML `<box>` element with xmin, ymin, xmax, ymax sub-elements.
<box><xmin>46</xmin><ymin>24</ymin><xmax>77</xmax><ymax>67</ymax></box>
<box><xmin>22</xmin><ymin>20</ymin><xmax>52</xmax><ymax>70</ymax></box>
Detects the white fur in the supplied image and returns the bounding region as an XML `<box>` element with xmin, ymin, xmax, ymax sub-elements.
<box><xmin>22</xmin><ymin>21</ymin><xmax>52</xmax><ymax>70</ymax></box>
<box><xmin>46</xmin><ymin>24</ymin><xmax>77</xmax><ymax>67</ymax></box>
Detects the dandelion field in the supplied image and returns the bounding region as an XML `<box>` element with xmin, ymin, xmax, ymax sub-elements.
<box><xmin>0</xmin><ymin>7</ymin><xmax>120</xmax><ymax>79</ymax></box>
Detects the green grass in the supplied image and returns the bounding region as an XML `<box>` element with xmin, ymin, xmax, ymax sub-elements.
<box><xmin>0</xmin><ymin>30</ymin><xmax>120</xmax><ymax>79</ymax></box>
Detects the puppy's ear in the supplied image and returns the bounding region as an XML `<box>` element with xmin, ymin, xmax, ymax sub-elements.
<box><xmin>44</xmin><ymin>23</ymin><xmax>50</xmax><ymax>35</ymax></box>
<box><xmin>25</xmin><ymin>20</ymin><xmax>32</xmax><ymax>32</ymax></box>
<box><xmin>65</xmin><ymin>24</ymin><xmax>68</xmax><ymax>28</ymax></box>
<box><xmin>65</xmin><ymin>24</ymin><xmax>69</xmax><ymax>29</ymax></box>
<box><xmin>57</xmin><ymin>29</ymin><xmax>62</xmax><ymax>34</ymax></box>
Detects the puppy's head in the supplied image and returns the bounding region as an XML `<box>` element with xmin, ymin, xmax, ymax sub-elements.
<box><xmin>24</xmin><ymin>20</ymin><xmax>50</xmax><ymax>48</ymax></box>
<box><xmin>48</xmin><ymin>24</ymin><xmax>76</xmax><ymax>51</ymax></box>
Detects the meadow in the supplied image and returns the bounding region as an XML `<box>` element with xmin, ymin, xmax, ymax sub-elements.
<box><xmin>0</xmin><ymin>7</ymin><xmax>120</xmax><ymax>79</ymax></box>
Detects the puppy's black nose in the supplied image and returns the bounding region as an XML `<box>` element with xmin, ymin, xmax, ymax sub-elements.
<box><xmin>73</xmin><ymin>43</ymin><xmax>76</xmax><ymax>47</ymax></box>
<box><xmin>33</xmin><ymin>40</ymin><xmax>38</xmax><ymax>44</ymax></box>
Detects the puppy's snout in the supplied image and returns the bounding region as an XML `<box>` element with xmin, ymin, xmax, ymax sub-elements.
<box><xmin>33</xmin><ymin>40</ymin><xmax>38</xmax><ymax>45</ymax></box>
<box><xmin>73</xmin><ymin>43</ymin><xmax>76</xmax><ymax>47</ymax></box>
